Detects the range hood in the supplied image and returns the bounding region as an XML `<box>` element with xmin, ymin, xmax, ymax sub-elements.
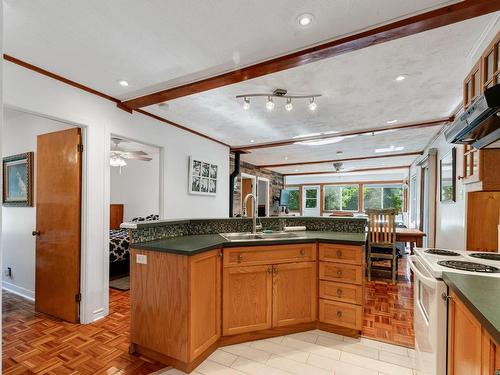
<box><xmin>445</xmin><ymin>84</ymin><xmax>500</xmax><ymax>149</ymax></box>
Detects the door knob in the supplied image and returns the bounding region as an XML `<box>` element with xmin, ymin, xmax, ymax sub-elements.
<box><xmin>336</xmin><ymin>289</ymin><xmax>343</xmax><ymax>296</ymax></box>
<box><xmin>336</xmin><ymin>311</ymin><xmax>342</xmax><ymax>318</ymax></box>
<box><xmin>237</xmin><ymin>254</ymin><xmax>244</xmax><ymax>263</ymax></box>
<box><xmin>32</xmin><ymin>230</ymin><xmax>41</xmax><ymax>236</ymax></box>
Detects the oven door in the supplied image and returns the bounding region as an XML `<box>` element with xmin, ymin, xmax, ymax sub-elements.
<box><xmin>409</xmin><ymin>255</ymin><xmax>448</xmax><ymax>375</ymax></box>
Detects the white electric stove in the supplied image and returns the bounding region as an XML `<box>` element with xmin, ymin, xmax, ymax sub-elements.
<box><xmin>409</xmin><ymin>248</ymin><xmax>500</xmax><ymax>375</ymax></box>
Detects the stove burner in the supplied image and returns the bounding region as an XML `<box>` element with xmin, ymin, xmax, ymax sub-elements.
<box><xmin>469</xmin><ymin>253</ymin><xmax>500</xmax><ymax>261</ymax></box>
<box><xmin>437</xmin><ymin>260</ymin><xmax>500</xmax><ymax>273</ymax></box>
<box><xmin>424</xmin><ymin>249</ymin><xmax>461</xmax><ymax>256</ymax></box>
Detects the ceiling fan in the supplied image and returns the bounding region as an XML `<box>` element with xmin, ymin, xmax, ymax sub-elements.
<box><xmin>110</xmin><ymin>137</ymin><xmax>152</xmax><ymax>168</ymax></box>
<box><xmin>332</xmin><ymin>162</ymin><xmax>351</xmax><ymax>173</ymax></box>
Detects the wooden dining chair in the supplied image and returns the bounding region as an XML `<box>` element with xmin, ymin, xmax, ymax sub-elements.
<box><xmin>366</xmin><ymin>209</ymin><xmax>398</xmax><ymax>283</ymax></box>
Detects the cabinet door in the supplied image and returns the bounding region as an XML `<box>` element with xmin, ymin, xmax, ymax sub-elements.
<box><xmin>481</xmin><ymin>330</ymin><xmax>499</xmax><ymax>375</ymax></box>
<box><xmin>448</xmin><ymin>291</ymin><xmax>482</xmax><ymax>375</ymax></box>
<box><xmin>189</xmin><ymin>250</ymin><xmax>221</xmax><ymax>360</ymax></box>
<box><xmin>272</xmin><ymin>262</ymin><xmax>317</xmax><ymax>327</ymax></box>
<box><xmin>223</xmin><ymin>265</ymin><xmax>272</xmax><ymax>336</ymax></box>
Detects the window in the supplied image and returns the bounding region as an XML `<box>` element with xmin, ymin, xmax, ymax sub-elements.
<box><xmin>324</xmin><ymin>185</ymin><xmax>359</xmax><ymax>211</ymax></box>
<box><xmin>410</xmin><ymin>175</ymin><xmax>417</xmax><ymax>225</ymax></box>
<box><xmin>363</xmin><ymin>184</ymin><xmax>403</xmax><ymax>211</ymax></box>
<box><xmin>288</xmin><ymin>188</ymin><xmax>300</xmax><ymax>211</ymax></box>
<box><xmin>304</xmin><ymin>188</ymin><xmax>318</xmax><ymax>208</ymax></box>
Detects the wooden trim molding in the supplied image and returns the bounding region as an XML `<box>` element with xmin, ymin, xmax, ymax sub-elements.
<box><xmin>3</xmin><ymin>54</ymin><xmax>229</xmax><ymax>148</ymax></box>
<box><xmin>232</xmin><ymin>118</ymin><xmax>452</xmax><ymax>152</ymax></box>
<box><xmin>119</xmin><ymin>0</ymin><xmax>500</xmax><ymax>110</ymax></box>
<box><xmin>283</xmin><ymin>165</ymin><xmax>410</xmax><ymax>176</ymax></box>
<box><xmin>258</xmin><ymin>151</ymin><xmax>423</xmax><ymax>168</ymax></box>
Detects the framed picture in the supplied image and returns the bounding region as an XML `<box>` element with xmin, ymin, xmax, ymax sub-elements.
<box><xmin>189</xmin><ymin>156</ymin><xmax>217</xmax><ymax>196</ymax></box>
<box><xmin>3</xmin><ymin>152</ymin><xmax>34</xmax><ymax>207</ymax></box>
<box><xmin>440</xmin><ymin>148</ymin><xmax>456</xmax><ymax>203</ymax></box>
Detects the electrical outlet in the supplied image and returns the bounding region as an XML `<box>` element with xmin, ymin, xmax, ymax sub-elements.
<box><xmin>136</xmin><ymin>254</ymin><xmax>147</xmax><ymax>265</ymax></box>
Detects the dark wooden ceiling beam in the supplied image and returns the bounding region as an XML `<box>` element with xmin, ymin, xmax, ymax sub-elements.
<box><xmin>232</xmin><ymin>117</ymin><xmax>452</xmax><ymax>152</ymax></box>
<box><xmin>120</xmin><ymin>0</ymin><xmax>500</xmax><ymax>110</ymax></box>
<box><xmin>259</xmin><ymin>151</ymin><xmax>423</xmax><ymax>168</ymax></box>
<box><xmin>283</xmin><ymin>165</ymin><xmax>410</xmax><ymax>176</ymax></box>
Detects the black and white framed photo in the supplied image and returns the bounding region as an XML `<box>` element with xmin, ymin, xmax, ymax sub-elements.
<box><xmin>189</xmin><ymin>156</ymin><xmax>217</xmax><ymax>196</ymax></box>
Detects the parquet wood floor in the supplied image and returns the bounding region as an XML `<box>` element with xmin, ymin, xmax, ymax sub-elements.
<box><xmin>362</xmin><ymin>256</ymin><xmax>415</xmax><ymax>348</ymax></box>
<box><xmin>2</xmin><ymin>289</ymin><xmax>166</xmax><ymax>375</ymax></box>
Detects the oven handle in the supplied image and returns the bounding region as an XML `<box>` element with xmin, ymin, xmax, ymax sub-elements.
<box><xmin>409</xmin><ymin>255</ymin><xmax>438</xmax><ymax>288</ymax></box>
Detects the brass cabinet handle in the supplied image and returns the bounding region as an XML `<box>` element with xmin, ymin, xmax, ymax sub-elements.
<box><xmin>218</xmin><ymin>252</ymin><xmax>223</xmax><ymax>257</ymax></box>
<box><xmin>299</xmin><ymin>249</ymin><xmax>305</xmax><ymax>256</ymax></box>
<box><xmin>336</xmin><ymin>250</ymin><xmax>342</xmax><ymax>258</ymax></box>
<box><xmin>237</xmin><ymin>254</ymin><xmax>244</xmax><ymax>263</ymax></box>
<box><xmin>336</xmin><ymin>311</ymin><xmax>342</xmax><ymax>318</ymax></box>
<box><xmin>336</xmin><ymin>289</ymin><xmax>343</xmax><ymax>296</ymax></box>
<box><xmin>336</xmin><ymin>270</ymin><xmax>343</xmax><ymax>277</ymax></box>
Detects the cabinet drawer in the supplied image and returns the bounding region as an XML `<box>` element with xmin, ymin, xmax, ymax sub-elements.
<box><xmin>319</xmin><ymin>243</ymin><xmax>363</xmax><ymax>265</ymax></box>
<box><xmin>319</xmin><ymin>299</ymin><xmax>362</xmax><ymax>330</ymax></box>
<box><xmin>319</xmin><ymin>280</ymin><xmax>363</xmax><ymax>305</ymax></box>
<box><xmin>224</xmin><ymin>244</ymin><xmax>316</xmax><ymax>267</ymax></box>
<box><xmin>319</xmin><ymin>262</ymin><xmax>362</xmax><ymax>285</ymax></box>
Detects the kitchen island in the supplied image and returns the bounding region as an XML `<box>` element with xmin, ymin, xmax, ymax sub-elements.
<box><xmin>125</xmin><ymin>217</ymin><xmax>367</xmax><ymax>373</ymax></box>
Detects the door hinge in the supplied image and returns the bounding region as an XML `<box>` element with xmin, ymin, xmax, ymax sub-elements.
<box><xmin>77</xmin><ymin>144</ymin><xmax>84</xmax><ymax>152</ymax></box>
<box><xmin>75</xmin><ymin>293</ymin><xmax>82</xmax><ymax>302</ymax></box>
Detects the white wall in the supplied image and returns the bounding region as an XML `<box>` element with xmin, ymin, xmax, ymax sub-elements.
<box><xmin>2</xmin><ymin>109</ymin><xmax>73</xmax><ymax>299</ymax></box>
<box><xmin>110</xmin><ymin>156</ymin><xmax>160</xmax><ymax>221</ymax></box>
<box><xmin>3</xmin><ymin>62</ymin><xmax>230</xmax><ymax>323</ymax></box>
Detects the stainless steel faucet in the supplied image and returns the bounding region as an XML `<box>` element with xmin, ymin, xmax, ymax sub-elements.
<box><xmin>243</xmin><ymin>193</ymin><xmax>259</xmax><ymax>234</ymax></box>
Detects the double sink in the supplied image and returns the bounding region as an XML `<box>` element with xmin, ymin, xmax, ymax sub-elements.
<box><xmin>220</xmin><ymin>231</ymin><xmax>306</xmax><ymax>242</ymax></box>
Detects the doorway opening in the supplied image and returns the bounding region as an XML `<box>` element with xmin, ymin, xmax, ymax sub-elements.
<box><xmin>108</xmin><ymin>135</ymin><xmax>161</xmax><ymax>291</ymax></box>
<box><xmin>240</xmin><ymin>173</ymin><xmax>256</xmax><ymax>217</ymax></box>
<box><xmin>257</xmin><ymin>177</ymin><xmax>270</xmax><ymax>217</ymax></box>
<box><xmin>2</xmin><ymin>107</ymin><xmax>83</xmax><ymax>323</ymax></box>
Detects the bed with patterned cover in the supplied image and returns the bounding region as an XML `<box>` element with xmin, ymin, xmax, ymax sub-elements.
<box><xmin>109</xmin><ymin>214</ymin><xmax>158</xmax><ymax>278</ymax></box>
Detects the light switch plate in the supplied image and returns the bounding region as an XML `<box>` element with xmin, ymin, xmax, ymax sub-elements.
<box><xmin>136</xmin><ymin>254</ymin><xmax>147</xmax><ymax>264</ymax></box>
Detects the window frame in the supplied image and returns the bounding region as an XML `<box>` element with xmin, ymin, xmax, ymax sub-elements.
<box><xmin>362</xmin><ymin>183</ymin><xmax>404</xmax><ymax>212</ymax></box>
<box><xmin>322</xmin><ymin>184</ymin><xmax>360</xmax><ymax>212</ymax></box>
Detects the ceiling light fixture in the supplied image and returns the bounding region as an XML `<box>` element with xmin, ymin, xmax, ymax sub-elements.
<box><xmin>308</xmin><ymin>97</ymin><xmax>317</xmax><ymax>111</ymax></box>
<box><xmin>386</xmin><ymin>119</ymin><xmax>398</xmax><ymax>124</ymax></box>
<box><xmin>336</xmin><ymin>151</ymin><xmax>344</xmax><ymax>155</ymax></box>
<box><xmin>110</xmin><ymin>155</ymin><xmax>127</xmax><ymax>167</ymax></box>
<box><xmin>395</xmin><ymin>75</ymin><xmax>407</xmax><ymax>82</ymax></box>
<box><xmin>297</xmin><ymin>13</ymin><xmax>314</xmax><ymax>27</ymax></box>
<box><xmin>118</xmin><ymin>80</ymin><xmax>129</xmax><ymax>87</ymax></box>
<box><xmin>266</xmin><ymin>96</ymin><xmax>275</xmax><ymax>111</ymax></box>
<box><xmin>250</xmin><ymin>139</ymin><xmax>255</xmax><ymax>143</ymax></box>
<box><xmin>375</xmin><ymin>145</ymin><xmax>405</xmax><ymax>153</ymax></box>
<box><xmin>237</xmin><ymin>89</ymin><xmax>321</xmax><ymax>112</ymax></box>
<box><xmin>243</xmin><ymin>97</ymin><xmax>250</xmax><ymax>110</ymax></box>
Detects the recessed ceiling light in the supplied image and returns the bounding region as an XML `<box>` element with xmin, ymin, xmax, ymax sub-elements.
<box><xmin>375</xmin><ymin>145</ymin><xmax>405</xmax><ymax>153</ymax></box>
<box><xmin>395</xmin><ymin>75</ymin><xmax>407</xmax><ymax>82</ymax></box>
<box><xmin>285</xmin><ymin>156</ymin><xmax>288</xmax><ymax>160</ymax></box>
<box><xmin>294</xmin><ymin>169</ymin><xmax>299</xmax><ymax>172</ymax></box>
<box><xmin>250</xmin><ymin>139</ymin><xmax>255</xmax><ymax>143</ymax></box>
<box><xmin>118</xmin><ymin>79</ymin><xmax>129</xmax><ymax>87</ymax></box>
<box><xmin>297</xmin><ymin>13</ymin><xmax>314</xmax><ymax>27</ymax></box>
<box><xmin>336</xmin><ymin>151</ymin><xmax>344</xmax><ymax>155</ymax></box>
<box><xmin>386</xmin><ymin>119</ymin><xmax>398</xmax><ymax>124</ymax></box>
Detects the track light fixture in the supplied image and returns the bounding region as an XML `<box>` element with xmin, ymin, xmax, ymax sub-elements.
<box><xmin>237</xmin><ymin>89</ymin><xmax>321</xmax><ymax>112</ymax></box>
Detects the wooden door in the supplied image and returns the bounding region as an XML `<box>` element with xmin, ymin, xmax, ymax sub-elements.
<box><xmin>189</xmin><ymin>250</ymin><xmax>221</xmax><ymax>361</ymax></box>
<box><xmin>241</xmin><ymin>178</ymin><xmax>253</xmax><ymax>217</ymax></box>
<box><xmin>272</xmin><ymin>262</ymin><xmax>317</xmax><ymax>327</ymax></box>
<box><xmin>35</xmin><ymin>128</ymin><xmax>82</xmax><ymax>322</ymax></box>
<box><xmin>448</xmin><ymin>291</ymin><xmax>482</xmax><ymax>375</ymax></box>
<box><xmin>222</xmin><ymin>265</ymin><xmax>272</xmax><ymax>335</ymax></box>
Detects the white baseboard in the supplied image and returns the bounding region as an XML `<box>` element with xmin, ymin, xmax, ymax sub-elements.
<box><xmin>2</xmin><ymin>281</ymin><xmax>35</xmax><ymax>301</ymax></box>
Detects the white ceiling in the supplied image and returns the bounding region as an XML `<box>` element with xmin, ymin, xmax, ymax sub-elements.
<box><xmin>3</xmin><ymin>1</ymin><xmax>498</xmax><ymax>178</ymax></box>
<box><xmin>5</xmin><ymin>0</ymin><xmax>462</xmax><ymax>99</ymax></box>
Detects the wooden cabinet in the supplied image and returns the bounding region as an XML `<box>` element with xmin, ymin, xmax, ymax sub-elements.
<box><xmin>467</xmin><ymin>192</ymin><xmax>500</xmax><ymax>252</ymax></box>
<box><xmin>318</xmin><ymin>243</ymin><xmax>364</xmax><ymax>331</ymax></box>
<box><xmin>447</xmin><ymin>291</ymin><xmax>499</xmax><ymax>375</ymax></box>
<box><xmin>222</xmin><ymin>244</ymin><xmax>317</xmax><ymax>335</ymax></box>
<box><xmin>222</xmin><ymin>265</ymin><xmax>273</xmax><ymax>336</ymax></box>
<box><xmin>273</xmin><ymin>262</ymin><xmax>316</xmax><ymax>327</ymax></box>
<box><xmin>130</xmin><ymin>248</ymin><xmax>221</xmax><ymax>370</ymax></box>
<box><xmin>482</xmin><ymin>30</ymin><xmax>500</xmax><ymax>91</ymax></box>
<box><xmin>460</xmin><ymin>148</ymin><xmax>500</xmax><ymax>190</ymax></box>
<box><xmin>464</xmin><ymin>61</ymin><xmax>481</xmax><ymax>109</ymax></box>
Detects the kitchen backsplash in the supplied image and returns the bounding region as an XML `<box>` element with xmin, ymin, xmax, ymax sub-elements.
<box><xmin>128</xmin><ymin>216</ymin><xmax>367</xmax><ymax>243</ymax></box>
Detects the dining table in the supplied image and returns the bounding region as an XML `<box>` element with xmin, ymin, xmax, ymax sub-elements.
<box><xmin>396</xmin><ymin>227</ymin><xmax>426</xmax><ymax>254</ymax></box>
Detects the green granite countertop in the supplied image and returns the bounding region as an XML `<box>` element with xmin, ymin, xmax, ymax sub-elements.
<box><xmin>132</xmin><ymin>231</ymin><xmax>367</xmax><ymax>256</ymax></box>
<box><xmin>443</xmin><ymin>272</ymin><xmax>500</xmax><ymax>344</ymax></box>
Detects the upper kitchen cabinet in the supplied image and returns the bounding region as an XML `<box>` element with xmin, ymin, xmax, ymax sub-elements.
<box><xmin>464</xmin><ymin>61</ymin><xmax>481</xmax><ymax>109</ymax></box>
<box><xmin>460</xmin><ymin>147</ymin><xmax>500</xmax><ymax>191</ymax></box>
<box><xmin>481</xmin><ymin>30</ymin><xmax>500</xmax><ymax>91</ymax></box>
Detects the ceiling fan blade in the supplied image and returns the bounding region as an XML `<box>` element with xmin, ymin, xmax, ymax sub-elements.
<box><xmin>122</xmin><ymin>155</ymin><xmax>152</xmax><ymax>161</ymax></box>
<box><xmin>113</xmin><ymin>149</ymin><xmax>148</xmax><ymax>156</ymax></box>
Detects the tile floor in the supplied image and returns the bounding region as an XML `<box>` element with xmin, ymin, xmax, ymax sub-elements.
<box><xmin>159</xmin><ymin>329</ymin><xmax>417</xmax><ymax>375</ymax></box>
